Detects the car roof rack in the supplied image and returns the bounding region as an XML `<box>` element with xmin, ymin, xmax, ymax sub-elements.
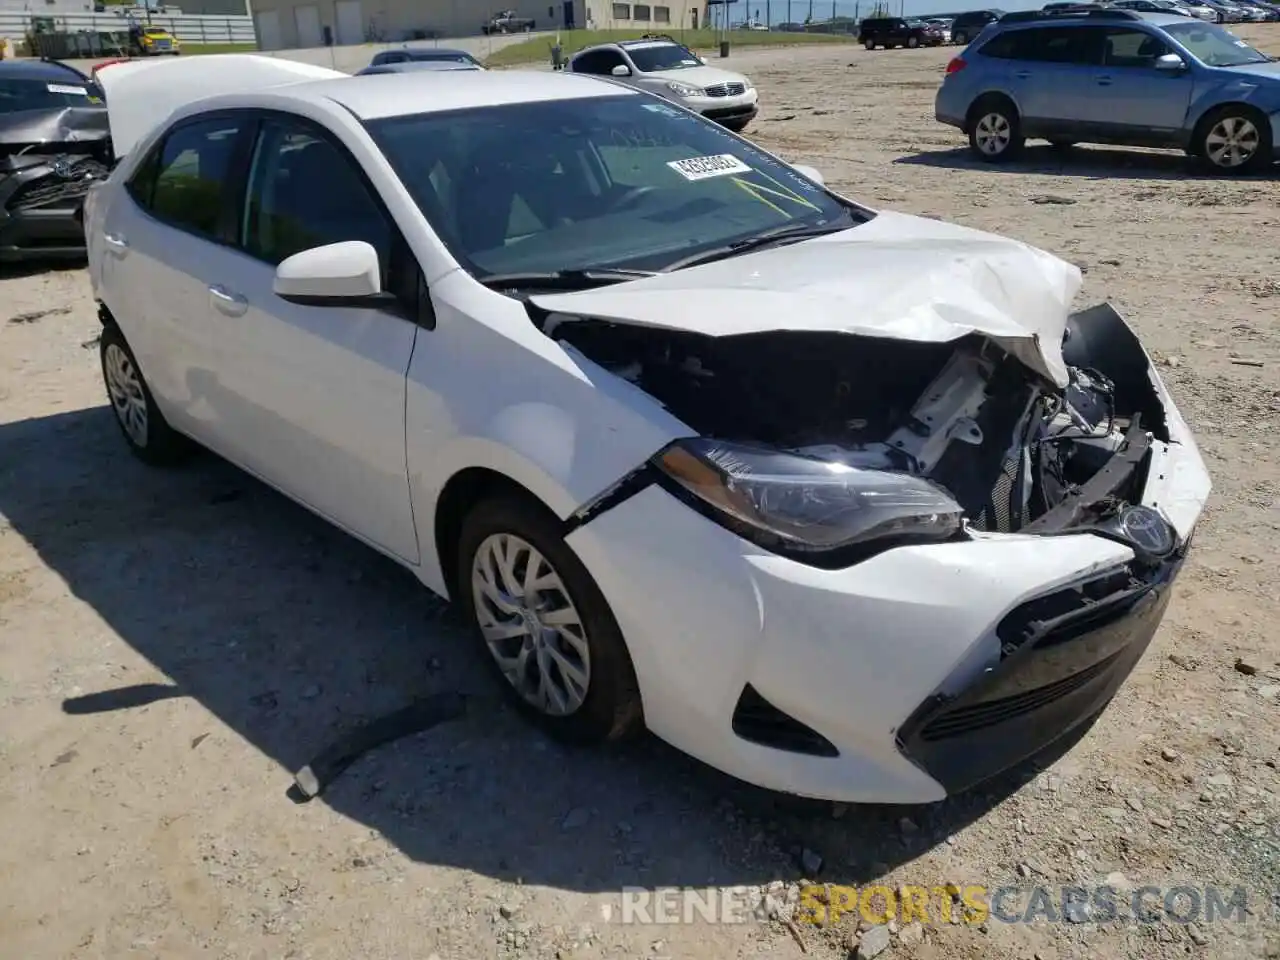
<box><xmin>1000</xmin><ymin>6</ymin><xmax>1143</xmax><ymax>21</ymax></box>
<box><xmin>622</xmin><ymin>33</ymin><xmax>676</xmax><ymax>43</ymax></box>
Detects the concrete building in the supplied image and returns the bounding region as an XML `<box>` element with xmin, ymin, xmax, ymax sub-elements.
<box><xmin>248</xmin><ymin>0</ymin><xmax>706</xmax><ymax>50</ymax></box>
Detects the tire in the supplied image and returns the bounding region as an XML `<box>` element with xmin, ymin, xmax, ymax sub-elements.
<box><xmin>722</xmin><ymin>117</ymin><xmax>752</xmax><ymax>133</ymax></box>
<box><xmin>953</xmin><ymin>30</ymin><xmax>967</xmax><ymax>44</ymax></box>
<box><xmin>456</xmin><ymin>493</ymin><xmax>643</xmax><ymax>745</ymax></box>
<box><xmin>967</xmin><ymin>96</ymin><xmax>1024</xmax><ymax>163</ymax></box>
<box><xmin>99</xmin><ymin>322</ymin><xmax>191</xmax><ymax>466</ymax></box>
<box><xmin>864</xmin><ymin>38</ymin><xmax>876</xmax><ymax>49</ymax></box>
<box><xmin>907</xmin><ymin>35</ymin><xmax>920</xmax><ymax>48</ymax></box>
<box><xmin>1194</xmin><ymin>105</ymin><xmax>1272</xmax><ymax>174</ymax></box>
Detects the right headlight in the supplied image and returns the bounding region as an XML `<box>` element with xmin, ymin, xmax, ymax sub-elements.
<box><xmin>651</xmin><ymin>438</ymin><xmax>963</xmax><ymax>559</ymax></box>
<box><xmin>667</xmin><ymin>80</ymin><xmax>703</xmax><ymax>97</ymax></box>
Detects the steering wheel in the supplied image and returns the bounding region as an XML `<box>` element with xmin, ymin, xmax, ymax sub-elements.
<box><xmin>612</xmin><ymin>185</ymin><xmax>657</xmax><ymax>210</ymax></box>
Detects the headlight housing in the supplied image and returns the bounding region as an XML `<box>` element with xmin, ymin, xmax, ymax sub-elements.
<box><xmin>651</xmin><ymin>438</ymin><xmax>964</xmax><ymax>562</ymax></box>
<box><xmin>667</xmin><ymin>80</ymin><xmax>703</xmax><ymax>97</ymax></box>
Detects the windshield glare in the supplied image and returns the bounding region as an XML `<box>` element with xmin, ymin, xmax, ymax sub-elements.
<box><xmin>367</xmin><ymin>94</ymin><xmax>857</xmax><ymax>278</ymax></box>
<box><xmin>626</xmin><ymin>43</ymin><xmax>702</xmax><ymax>71</ymax></box>
<box><xmin>1164</xmin><ymin>21</ymin><xmax>1268</xmax><ymax>64</ymax></box>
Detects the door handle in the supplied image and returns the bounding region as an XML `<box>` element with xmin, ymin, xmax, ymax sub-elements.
<box><xmin>208</xmin><ymin>284</ymin><xmax>248</xmax><ymax>316</ymax></box>
<box><xmin>103</xmin><ymin>231</ymin><xmax>128</xmax><ymax>255</ymax></box>
<box><xmin>1014</xmin><ymin>70</ymin><xmax>1031</xmax><ymax>79</ymax></box>
<box><xmin>1096</xmin><ymin>75</ymin><xmax>1113</xmax><ymax>85</ymax></box>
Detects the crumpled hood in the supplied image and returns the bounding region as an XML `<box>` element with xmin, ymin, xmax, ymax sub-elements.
<box><xmin>647</xmin><ymin>65</ymin><xmax>749</xmax><ymax>88</ymax></box>
<box><xmin>530</xmin><ymin>210</ymin><xmax>1082</xmax><ymax>388</ymax></box>
<box><xmin>0</xmin><ymin>106</ymin><xmax>110</xmax><ymax>148</ymax></box>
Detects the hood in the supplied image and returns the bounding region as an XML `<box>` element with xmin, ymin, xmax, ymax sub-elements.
<box><xmin>1212</xmin><ymin>59</ymin><xmax>1280</xmax><ymax>80</ymax></box>
<box><xmin>530</xmin><ymin>211</ymin><xmax>1082</xmax><ymax>388</ymax></box>
<box><xmin>645</xmin><ymin>65</ymin><xmax>748</xmax><ymax>87</ymax></box>
<box><xmin>0</xmin><ymin>105</ymin><xmax>110</xmax><ymax>148</ymax></box>
<box><xmin>94</xmin><ymin>54</ymin><xmax>347</xmax><ymax>157</ymax></box>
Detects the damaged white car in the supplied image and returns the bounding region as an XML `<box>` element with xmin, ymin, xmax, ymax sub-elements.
<box><xmin>84</xmin><ymin>56</ymin><xmax>1210</xmax><ymax>803</ymax></box>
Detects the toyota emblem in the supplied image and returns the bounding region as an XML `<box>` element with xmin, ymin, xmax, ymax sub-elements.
<box><xmin>1117</xmin><ymin>505</ymin><xmax>1176</xmax><ymax>559</ymax></box>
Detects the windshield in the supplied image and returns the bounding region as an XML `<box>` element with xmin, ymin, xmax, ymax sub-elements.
<box><xmin>0</xmin><ymin>77</ymin><xmax>103</xmax><ymax>113</ymax></box>
<box><xmin>367</xmin><ymin>94</ymin><xmax>860</xmax><ymax>278</ymax></box>
<box><xmin>625</xmin><ymin>43</ymin><xmax>702</xmax><ymax>71</ymax></box>
<box><xmin>1164</xmin><ymin>20</ymin><xmax>1270</xmax><ymax>64</ymax></box>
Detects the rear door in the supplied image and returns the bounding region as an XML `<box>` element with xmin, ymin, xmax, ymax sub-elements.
<box><xmin>987</xmin><ymin>25</ymin><xmax>1105</xmax><ymax>136</ymax></box>
<box><xmin>96</xmin><ymin>114</ymin><xmax>253</xmax><ymax>440</ymax></box>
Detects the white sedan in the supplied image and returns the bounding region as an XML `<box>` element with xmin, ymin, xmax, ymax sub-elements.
<box><xmin>85</xmin><ymin>56</ymin><xmax>1209</xmax><ymax>804</ymax></box>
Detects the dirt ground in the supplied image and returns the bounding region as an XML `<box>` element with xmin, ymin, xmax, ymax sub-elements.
<box><xmin>3</xmin><ymin>28</ymin><xmax>1280</xmax><ymax>960</ymax></box>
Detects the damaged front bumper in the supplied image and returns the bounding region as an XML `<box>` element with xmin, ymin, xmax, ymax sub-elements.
<box><xmin>0</xmin><ymin>153</ymin><xmax>110</xmax><ymax>261</ymax></box>
<box><xmin>563</xmin><ymin>304</ymin><xmax>1209</xmax><ymax>804</ymax></box>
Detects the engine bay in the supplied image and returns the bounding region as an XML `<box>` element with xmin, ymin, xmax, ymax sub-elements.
<box><xmin>549</xmin><ymin>305</ymin><xmax>1168</xmax><ymax>535</ymax></box>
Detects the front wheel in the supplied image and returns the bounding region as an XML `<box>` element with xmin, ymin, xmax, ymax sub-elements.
<box><xmin>968</xmin><ymin>98</ymin><xmax>1024</xmax><ymax>162</ymax></box>
<box><xmin>864</xmin><ymin>38</ymin><xmax>875</xmax><ymax>49</ymax></box>
<box><xmin>953</xmin><ymin>30</ymin><xmax>967</xmax><ymax>44</ymax></box>
<box><xmin>907</xmin><ymin>35</ymin><xmax>920</xmax><ymax>48</ymax></box>
<box><xmin>1196</xmin><ymin>106</ymin><xmax>1272</xmax><ymax>173</ymax></box>
<box><xmin>457</xmin><ymin>494</ymin><xmax>643</xmax><ymax>745</ymax></box>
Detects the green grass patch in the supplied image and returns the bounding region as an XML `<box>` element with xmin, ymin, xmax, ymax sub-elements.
<box><xmin>484</xmin><ymin>28</ymin><xmax>853</xmax><ymax>67</ymax></box>
<box><xmin>178</xmin><ymin>42</ymin><xmax>259</xmax><ymax>55</ymax></box>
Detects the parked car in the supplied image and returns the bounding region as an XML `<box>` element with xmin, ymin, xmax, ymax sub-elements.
<box><xmin>1148</xmin><ymin>0</ymin><xmax>1220</xmax><ymax>20</ymax></box>
<box><xmin>949</xmin><ymin>9</ymin><xmax>1004</xmax><ymax>44</ymax></box>
<box><xmin>85</xmin><ymin>54</ymin><xmax>1209</xmax><ymax>805</ymax></box>
<box><xmin>926</xmin><ymin>16</ymin><xmax>955</xmax><ymax>40</ymax></box>
<box><xmin>859</xmin><ymin>16</ymin><xmax>940</xmax><ymax>48</ymax></box>
<box><xmin>128</xmin><ymin>23</ymin><xmax>181</xmax><ymax>56</ymax></box>
<box><xmin>369</xmin><ymin>47</ymin><xmax>485</xmax><ymax>68</ymax></box>
<box><xmin>568</xmin><ymin>37</ymin><xmax>758</xmax><ymax>132</ymax></box>
<box><xmin>358</xmin><ymin>61</ymin><xmax>485</xmax><ymax>76</ymax></box>
<box><xmin>0</xmin><ymin>59</ymin><xmax>112</xmax><ymax>262</ymax></box>
<box><xmin>1192</xmin><ymin>0</ymin><xmax>1245</xmax><ymax>19</ymax></box>
<box><xmin>936</xmin><ymin>8</ymin><xmax>1280</xmax><ymax>173</ymax></box>
<box><xmin>482</xmin><ymin>9</ymin><xmax>535</xmax><ymax>33</ymax></box>
<box><xmin>1110</xmin><ymin>0</ymin><xmax>1190</xmax><ymax>13</ymax></box>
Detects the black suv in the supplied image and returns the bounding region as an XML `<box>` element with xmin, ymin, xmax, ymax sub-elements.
<box><xmin>949</xmin><ymin>9</ymin><xmax>1004</xmax><ymax>44</ymax></box>
<box><xmin>859</xmin><ymin>17</ymin><xmax>934</xmax><ymax>49</ymax></box>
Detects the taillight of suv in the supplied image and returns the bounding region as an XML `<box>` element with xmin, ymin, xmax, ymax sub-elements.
<box><xmin>945</xmin><ymin>56</ymin><xmax>967</xmax><ymax>74</ymax></box>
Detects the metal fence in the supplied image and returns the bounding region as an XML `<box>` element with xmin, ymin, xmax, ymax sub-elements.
<box><xmin>0</xmin><ymin>10</ymin><xmax>255</xmax><ymax>44</ymax></box>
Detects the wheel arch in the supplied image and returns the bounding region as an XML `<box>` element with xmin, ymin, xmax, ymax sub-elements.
<box><xmin>1188</xmin><ymin>99</ymin><xmax>1273</xmax><ymax>152</ymax></box>
<box><xmin>964</xmin><ymin>90</ymin><xmax>1020</xmax><ymax>133</ymax></box>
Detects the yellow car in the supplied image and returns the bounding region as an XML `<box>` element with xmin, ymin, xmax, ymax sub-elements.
<box><xmin>133</xmin><ymin>26</ymin><xmax>181</xmax><ymax>56</ymax></box>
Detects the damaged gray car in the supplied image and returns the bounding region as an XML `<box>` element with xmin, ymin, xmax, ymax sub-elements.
<box><xmin>0</xmin><ymin>59</ymin><xmax>112</xmax><ymax>262</ymax></box>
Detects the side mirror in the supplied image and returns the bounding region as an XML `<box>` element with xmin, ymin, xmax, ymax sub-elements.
<box><xmin>611</xmin><ymin>64</ymin><xmax>632</xmax><ymax>76</ymax></box>
<box><xmin>1155</xmin><ymin>52</ymin><xmax>1187</xmax><ymax>71</ymax></box>
<box><xmin>791</xmin><ymin>163</ymin><xmax>825</xmax><ymax>187</ymax></box>
<box><xmin>274</xmin><ymin>241</ymin><xmax>387</xmax><ymax>306</ymax></box>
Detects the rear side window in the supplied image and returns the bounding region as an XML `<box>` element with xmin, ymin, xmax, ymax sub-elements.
<box><xmin>129</xmin><ymin>118</ymin><xmax>244</xmax><ymax>238</ymax></box>
<box><xmin>980</xmin><ymin>25</ymin><xmax>1103</xmax><ymax>64</ymax></box>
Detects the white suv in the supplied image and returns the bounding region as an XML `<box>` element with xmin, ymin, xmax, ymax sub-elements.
<box><xmin>568</xmin><ymin>36</ymin><xmax>759</xmax><ymax>132</ymax></box>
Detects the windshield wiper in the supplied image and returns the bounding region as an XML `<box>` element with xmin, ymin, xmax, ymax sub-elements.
<box><xmin>477</xmin><ymin>267</ymin><xmax>659</xmax><ymax>292</ymax></box>
<box><xmin>662</xmin><ymin>220</ymin><xmax>855</xmax><ymax>272</ymax></box>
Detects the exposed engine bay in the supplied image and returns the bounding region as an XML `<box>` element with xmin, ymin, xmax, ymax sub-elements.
<box><xmin>545</xmin><ymin>303</ymin><xmax>1170</xmax><ymax>537</ymax></box>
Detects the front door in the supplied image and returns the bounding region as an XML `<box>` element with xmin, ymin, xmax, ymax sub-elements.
<box><xmin>200</xmin><ymin>115</ymin><xmax>420</xmax><ymax>562</ymax></box>
<box><xmin>1080</xmin><ymin>26</ymin><xmax>1194</xmax><ymax>141</ymax></box>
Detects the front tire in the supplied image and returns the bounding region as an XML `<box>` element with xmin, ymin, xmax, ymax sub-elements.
<box><xmin>953</xmin><ymin>30</ymin><xmax>967</xmax><ymax>44</ymax></box>
<box><xmin>968</xmin><ymin>97</ymin><xmax>1024</xmax><ymax>163</ymax></box>
<box><xmin>99</xmin><ymin>322</ymin><xmax>191</xmax><ymax>466</ymax></box>
<box><xmin>907</xmin><ymin>35</ymin><xmax>920</xmax><ymax>48</ymax></box>
<box><xmin>457</xmin><ymin>493</ymin><xmax>642</xmax><ymax>745</ymax></box>
<box><xmin>1195</xmin><ymin>105</ymin><xmax>1272</xmax><ymax>174</ymax></box>
<box><xmin>864</xmin><ymin>38</ymin><xmax>876</xmax><ymax>49</ymax></box>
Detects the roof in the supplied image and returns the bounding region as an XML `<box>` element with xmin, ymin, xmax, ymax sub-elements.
<box><xmin>294</xmin><ymin>69</ymin><xmax>634</xmax><ymax>120</ymax></box>
<box><xmin>0</xmin><ymin>59</ymin><xmax>88</xmax><ymax>81</ymax></box>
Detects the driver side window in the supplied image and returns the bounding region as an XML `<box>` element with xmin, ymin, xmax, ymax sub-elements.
<box><xmin>1102</xmin><ymin>28</ymin><xmax>1168</xmax><ymax>68</ymax></box>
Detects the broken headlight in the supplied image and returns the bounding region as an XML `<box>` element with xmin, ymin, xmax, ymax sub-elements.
<box><xmin>652</xmin><ymin>438</ymin><xmax>963</xmax><ymax>558</ymax></box>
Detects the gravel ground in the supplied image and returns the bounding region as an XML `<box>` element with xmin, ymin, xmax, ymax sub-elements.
<box><xmin>3</xmin><ymin>29</ymin><xmax>1280</xmax><ymax>960</ymax></box>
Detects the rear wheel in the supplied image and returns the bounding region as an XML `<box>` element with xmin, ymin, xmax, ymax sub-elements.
<box><xmin>968</xmin><ymin>96</ymin><xmax>1024</xmax><ymax>162</ymax></box>
<box><xmin>953</xmin><ymin>30</ymin><xmax>968</xmax><ymax>44</ymax></box>
<box><xmin>907</xmin><ymin>34</ymin><xmax>920</xmax><ymax>47</ymax></box>
<box><xmin>1195</xmin><ymin>105</ymin><xmax>1272</xmax><ymax>173</ymax></box>
<box><xmin>99</xmin><ymin>322</ymin><xmax>191</xmax><ymax>466</ymax></box>
<box><xmin>864</xmin><ymin>38</ymin><xmax>876</xmax><ymax>49</ymax></box>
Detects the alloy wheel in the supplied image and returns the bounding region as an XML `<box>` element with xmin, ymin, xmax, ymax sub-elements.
<box><xmin>1204</xmin><ymin>115</ymin><xmax>1260</xmax><ymax>169</ymax></box>
<box><xmin>974</xmin><ymin>112</ymin><xmax>1012</xmax><ymax>156</ymax></box>
<box><xmin>471</xmin><ymin>532</ymin><xmax>591</xmax><ymax>716</ymax></box>
<box><xmin>104</xmin><ymin>342</ymin><xmax>149</xmax><ymax>447</ymax></box>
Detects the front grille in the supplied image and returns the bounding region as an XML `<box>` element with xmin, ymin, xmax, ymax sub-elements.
<box><xmin>6</xmin><ymin>157</ymin><xmax>108</xmax><ymax>212</ymax></box>
<box><xmin>731</xmin><ymin>684</ymin><xmax>838</xmax><ymax>757</ymax></box>
<box><xmin>916</xmin><ymin>649</ymin><xmax>1121</xmax><ymax>741</ymax></box>
<box><xmin>703</xmin><ymin>82</ymin><xmax>746</xmax><ymax>97</ymax></box>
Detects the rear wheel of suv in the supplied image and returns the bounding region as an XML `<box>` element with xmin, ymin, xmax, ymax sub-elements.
<box><xmin>864</xmin><ymin>38</ymin><xmax>876</xmax><ymax>49</ymax></box>
<box><xmin>968</xmin><ymin>96</ymin><xmax>1024</xmax><ymax>163</ymax></box>
<box><xmin>953</xmin><ymin>29</ymin><xmax>968</xmax><ymax>44</ymax></box>
<box><xmin>907</xmin><ymin>35</ymin><xmax>920</xmax><ymax>47</ymax></box>
<box><xmin>1194</xmin><ymin>105</ymin><xmax>1272</xmax><ymax>174</ymax></box>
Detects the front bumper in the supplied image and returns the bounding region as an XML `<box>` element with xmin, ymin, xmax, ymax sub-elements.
<box><xmin>682</xmin><ymin>90</ymin><xmax>759</xmax><ymax>126</ymax></box>
<box><xmin>0</xmin><ymin>155</ymin><xmax>107</xmax><ymax>261</ymax></box>
<box><xmin>565</xmin><ymin>308</ymin><xmax>1210</xmax><ymax>804</ymax></box>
